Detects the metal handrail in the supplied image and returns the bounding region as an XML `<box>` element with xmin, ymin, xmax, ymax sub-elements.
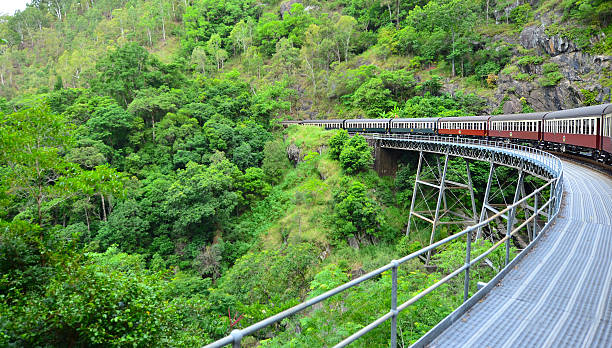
<box><xmin>205</xmin><ymin>135</ymin><xmax>564</xmax><ymax>348</ymax></box>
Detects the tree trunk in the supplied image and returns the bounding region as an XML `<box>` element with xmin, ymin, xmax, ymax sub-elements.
<box><xmin>160</xmin><ymin>1</ymin><xmax>167</xmax><ymax>41</ymax></box>
<box><xmin>396</xmin><ymin>0</ymin><xmax>400</xmax><ymax>29</ymax></box>
<box><xmin>345</xmin><ymin>36</ymin><xmax>351</xmax><ymax>61</ymax></box>
<box><xmin>486</xmin><ymin>0</ymin><xmax>490</xmax><ymax>21</ymax></box>
<box><xmin>100</xmin><ymin>194</ymin><xmax>107</xmax><ymax>221</ymax></box>
<box><xmin>451</xmin><ymin>30</ymin><xmax>456</xmax><ymax>77</ymax></box>
<box><xmin>151</xmin><ymin>115</ymin><xmax>156</xmax><ymax>141</ymax></box>
<box><xmin>147</xmin><ymin>28</ymin><xmax>152</xmax><ymax>47</ymax></box>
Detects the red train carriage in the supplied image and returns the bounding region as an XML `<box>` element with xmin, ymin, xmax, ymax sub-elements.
<box><xmin>600</xmin><ymin>104</ymin><xmax>612</xmax><ymax>158</ymax></box>
<box><xmin>438</xmin><ymin>116</ymin><xmax>489</xmax><ymax>137</ymax></box>
<box><xmin>489</xmin><ymin>112</ymin><xmax>547</xmax><ymax>142</ymax></box>
<box><xmin>543</xmin><ymin>105</ymin><xmax>607</xmax><ymax>152</ymax></box>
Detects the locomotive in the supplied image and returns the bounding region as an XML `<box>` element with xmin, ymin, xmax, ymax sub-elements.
<box><xmin>288</xmin><ymin>104</ymin><xmax>612</xmax><ymax>164</ymax></box>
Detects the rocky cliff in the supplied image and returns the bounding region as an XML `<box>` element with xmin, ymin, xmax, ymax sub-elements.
<box><xmin>492</xmin><ymin>7</ymin><xmax>611</xmax><ymax>113</ymax></box>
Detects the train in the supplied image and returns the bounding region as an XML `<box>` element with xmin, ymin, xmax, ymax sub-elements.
<box><xmin>286</xmin><ymin>104</ymin><xmax>612</xmax><ymax>164</ymax></box>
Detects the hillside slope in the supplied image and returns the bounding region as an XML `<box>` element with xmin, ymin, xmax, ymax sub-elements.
<box><xmin>1</xmin><ymin>0</ymin><xmax>610</xmax><ymax>115</ymax></box>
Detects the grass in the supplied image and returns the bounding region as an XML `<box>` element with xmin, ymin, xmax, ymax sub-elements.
<box><xmin>150</xmin><ymin>36</ymin><xmax>180</xmax><ymax>63</ymax></box>
<box><xmin>285</xmin><ymin>124</ymin><xmax>334</xmax><ymax>153</ymax></box>
<box><xmin>475</xmin><ymin>22</ymin><xmax>515</xmax><ymax>37</ymax></box>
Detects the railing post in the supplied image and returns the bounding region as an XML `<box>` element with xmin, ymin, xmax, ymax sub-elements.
<box><xmin>533</xmin><ymin>192</ymin><xmax>539</xmax><ymax>239</ymax></box>
<box><xmin>390</xmin><ymin>260</ymin><xmax>399</xmax><ymax>348</ymax></box>
<box><xmin>464</xmin><ymin>228</ymin><xmax>472</xmax><ymax>302</ymax></box>
<box><xmin>231</xmin><ymin>329</ymin><xmax>242</xmax><ymax>348</ymax></box>
<box><xmin>548</xmin><ymin>179</ymin><xmax>556</xmax><ymax>222</ymax></box>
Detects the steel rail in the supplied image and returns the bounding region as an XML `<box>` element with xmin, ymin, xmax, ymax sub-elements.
<box><xmin>204</xmin><ymin>135</ymin><xmax>564</xmax><ymax>348</ymax></box>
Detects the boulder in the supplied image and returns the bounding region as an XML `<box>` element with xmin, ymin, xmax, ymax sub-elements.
<box><xmin>286</xmin><ymin>143</ymin><xmax>301</xmax><ymax>166</ymax></box>
<box><xmin>519</xmin><ymin>25</ymin><xmax>578</xmax><ymax>56</ymax></box>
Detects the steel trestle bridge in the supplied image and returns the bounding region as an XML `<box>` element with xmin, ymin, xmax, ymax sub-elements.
<box><xmin>205</xmin><ymin>134</ymin><xmax>612</xmax><ymax>348</ymax></box>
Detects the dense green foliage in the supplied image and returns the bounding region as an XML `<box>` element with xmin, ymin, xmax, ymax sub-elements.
<box><xmin>0</xmin><ymin>0</ymin><xmax>601</xmax><ymax>346</ymax></box>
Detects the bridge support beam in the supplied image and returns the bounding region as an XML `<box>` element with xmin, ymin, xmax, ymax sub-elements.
<box><xmin>506</xmin><ymin>167</ymin><xmax>524</xmax><ymax>265</ymax></box>
<box><xmin>373</xmin><ymin>140</ymin><xmax>399</xmax><ymax>176</ymax></box>
<box><xmin>476</xmin><ymin>162</ymin><xmax>495</xmax><ymax>240</ymax></box>
<box><xmin>405</xmin><ymin>152</ymin><xmax>478</xmax><ymax>265</ymax></box>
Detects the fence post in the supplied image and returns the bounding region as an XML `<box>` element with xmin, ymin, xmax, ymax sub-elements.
<box><xmin>533</xmin><ymin>192</ymin><xmax>539</xmax><ymax>239</ymax></box>
<box><xmin>231</xmin><ymin>329</ymin><xmax>242</xmax><ymax>348</ymax></box>
<box><xmin>464</xmin><ymin>228</ymin><xmax>472</xmax><ymax>302</ymax></box>
<box><xmin>548</xmin><ymin>179</ymin><xmax>556</xmax><ymax>222</ymax></box>
<box><xmin>390</xmin><ymin>260</ymin><xmax>399</xmax><ymax>348</ymax></box>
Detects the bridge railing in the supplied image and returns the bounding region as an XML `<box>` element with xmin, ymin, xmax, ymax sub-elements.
<box><xmin>368</xmin><ymin>133</ymin><xmax>563</xmax><ymax>178</ymax></box>
<box><xmin>205</xmin><ymin>135</ymin><xmax>564</xmax><ymax>348</ymax></box>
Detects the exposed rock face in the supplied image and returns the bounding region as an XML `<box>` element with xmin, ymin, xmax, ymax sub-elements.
<box><xmin>502</xmin><ymin>99</ymin><xmax>522</xmax><ymax>114</ymax></box>
<box><xmin>280</xmin><ymin>0</ymin><xmax>302</xmax><ymax>19</ymax></box>
<box><xmin>520</xmin><ymin>25</ymin><xmax>579</xmax><ymax>56</ymax></box>
<box><xmin>495</xmin><ymin>37</ymin><xmax>611</xmax><ymax>112</ymax></box>
<box><xmin>286</xmin><ymin>143</ymin><xmax>301</xmax><ymax>166</ymax></box>
<box><xmin>497</xmin><ymin>78</ymin><xmax>583</xmax><ymax>112</ymax></box>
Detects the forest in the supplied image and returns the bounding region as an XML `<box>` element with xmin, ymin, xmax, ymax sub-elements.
<box><xmin>0</xmin><ymin>0</ymin><xmax>610</xmax><ymax>346</ymax></box>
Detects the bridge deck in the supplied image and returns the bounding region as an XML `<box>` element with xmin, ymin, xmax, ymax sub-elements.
<box><xmin>429</xmin><ymin>160</ymin><xmax>612</xmax><ymax>347</ymax></box>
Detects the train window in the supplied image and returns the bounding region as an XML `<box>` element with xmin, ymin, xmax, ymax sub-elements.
<box><xmin>586</xmin><ymin>119</ymin><xmax>590</xmax><ymax>135</ymax></box>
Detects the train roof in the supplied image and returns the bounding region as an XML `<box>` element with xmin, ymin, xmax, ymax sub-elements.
<box><xmin>545</xmin><ymin>103</ymin><xmax>612</xmax><ymax>119</ymax></box>
<box><xmin>391</xmin><ymin>117</ymin><xmax>439</xmax><ymax>123</ymax></box>
<box><xmin>300</xmin><ymin>119</ymin><xmax>344</xmax><ymax>123</ymax></box>
<box><xmin>345</xmin><ymin>118</ymin><xmax>391</xmax><ymax>123</ymax></box>
<box><xmin>438</xmin><ymin>115</ymin><xmax>490</xmax><ymax>122</ymax></box>
<box><xmin>490</xmin><ymin>112</ymin><xmax>548</xmax><ymax>121</ymax></box>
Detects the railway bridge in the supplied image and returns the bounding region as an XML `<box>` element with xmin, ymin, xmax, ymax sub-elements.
<box><xmin>206</xmin><ymin>135</ymin><xmax>612</xmax><ymax>348</ymax></box>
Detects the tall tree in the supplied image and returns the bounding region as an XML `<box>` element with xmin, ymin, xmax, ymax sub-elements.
<box><xmin>0</xmin><ymin>103</ymin><xmax>72</xmax><ymax>225</ymax></box>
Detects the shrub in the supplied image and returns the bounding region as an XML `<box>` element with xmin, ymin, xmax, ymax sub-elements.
<box><xmin>539</xmin><ymin>71</ymin><xmax>564</xmax><ymax>87</ymax></box>
<box><xmin>475</xmin><ymin>61</ymin><xmax>500</xmax><ymax>80</ymax></box>
<box><xmin>329</xmin><ymin>129</ymin><xmax>349</xmax><ymax>160</ymax></box>
<box><xmin>516</xmin><ymin>55</ymin><xmax>544</xmax><ymax>66</ymax></box>
<box><xmin>542</xmin><ymin>62</ymin><xmax>559</xmax><ymax>74</ymax></box>
<box><xmin>581</xmin><ymin>89</ymin><xmax>598</xmax><ymax>106</ymax></box>
<box><xmin>396</xmin><ymin>236</ymin><xmax>422</xmax><ymax>256</ymax></box>
<box><xmin>262</xmin><ymin>139</ymin><xmax>291</xmax><ymax>184</ymax></box>
<box><xmin>510</xmin><ymin>3</ymin><xmax>532</xmax><ymax>27</ymax></box>
<box><xmin>339</xmin><ymin>135</ymin><xmax>373</xmax><ymax>174</ymax></box>
<box><xmin>515</xmin><ymin>72</ymin><xmax>534</xmax><ymax>81</ymax></box>
<box><xmin>332</xmin><ymin>178</ymin><xmax>382</xmax><ymax>241</ymax></box>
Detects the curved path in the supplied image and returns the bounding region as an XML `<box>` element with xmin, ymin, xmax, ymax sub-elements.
<box><xmin>428</xmin><ymin>160</ymin><xmax>612</xmax><ymax>347</ymax></box>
